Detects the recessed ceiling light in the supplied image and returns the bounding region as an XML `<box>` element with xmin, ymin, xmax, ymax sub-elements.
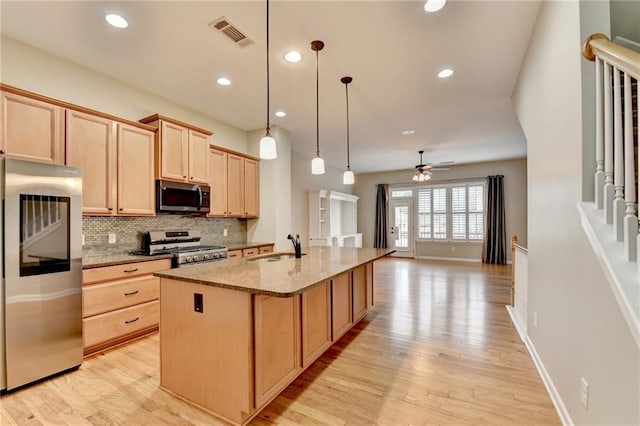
<box><xmin>284</xmin><ymin>51</ymin><xmax>302</xmax><ymax>63</ymax></box>
<box><xmin>105</xmin><ymin>13</ymin><xmax>128</xmax><ymax>29</ymax></box>
<box><xmin>216</xmin><ymin>77</ymin><xmax>231</xmax><ymax>86</ymax></box>
<box><xmin>401</xmin><ymin>130</ymin><xmax>415</xmax><ymax>135</ymax></box>
<box><xmin>275</xmin><ymin>111</ymin><xmax>287</xmax><ymax>117</ymax></box>
<box><xmin>424</xmin><ymin>0</ymin><xmax>447</xmax><ymax>13</ymax></box>
<box><xmin>438</xmin><ymin>68</ymin><xmax>454</xmax><ymax>78</ymax></box>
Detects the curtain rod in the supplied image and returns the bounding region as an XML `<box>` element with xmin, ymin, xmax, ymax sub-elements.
<box><xmin>376</xmin><ymin>176</ymin><xmax>487</xmax><ymax>187</ymax></box>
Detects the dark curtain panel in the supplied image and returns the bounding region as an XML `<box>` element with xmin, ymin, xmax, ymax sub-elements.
<box><xmin>483</xmin><ymin>175</ymin><xmax>507</xmax><ymax>264</ymax></box>
<box><xmin>374</xmin><ymin>184</ymin><xmax>388</xmax><ymax>248</ymax></box>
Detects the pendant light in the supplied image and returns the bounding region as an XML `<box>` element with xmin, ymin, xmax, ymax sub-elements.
<box><xmin>341</xmin><ymin>76</ymin><xmax>355</xmax><ymax>185</ymax></box>
<box><xmin>259</xmin><ymin>0</ymin><xmax>277</xmax><ymax>160</ymax></box>
<box><xmin>310</xmin><ymin>40</ymin><xmax>325</xmax><ymax>175</ymax></box>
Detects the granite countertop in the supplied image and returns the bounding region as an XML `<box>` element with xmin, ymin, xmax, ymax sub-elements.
<box><xmin>154</xmin><ymin>246</ymin><xmax>395</xmax><ymax>297</ymax></box>
<box><xmin>225</xmin><ymin>242</ymin><xmax>274</xmax><ymax>251</ymax></box>
<box><xmin>82</xmin><ymin>247</ymin><xmax>173</xmax><ymax>269</ymax></box>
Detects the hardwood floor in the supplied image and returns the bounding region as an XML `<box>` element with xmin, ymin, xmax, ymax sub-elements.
<box><xmin>1</xmin><ymin>258</ymin><xmax>560</xmax><ymax>425</ymax></box>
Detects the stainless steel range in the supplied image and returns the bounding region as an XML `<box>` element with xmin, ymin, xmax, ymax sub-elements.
<box><xmin>139</xmin><ymin>230</ymin><xmax>227</xmax><ymax>266</ymax></box>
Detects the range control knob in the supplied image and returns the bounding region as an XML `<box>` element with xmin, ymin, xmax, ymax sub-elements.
<box><xmin>193</xmin><ymin>255</ymin><xmax>200</xmax><ymax>262</ymax></box>
<box><xmin>214</xmin><ymin>252</ymin><xmax>221</xmax><ymax>259</ymax></box>
<box><xmin>185</xmin><ymin>256</ymin><xmax>193</xmax><ymax>263</ymax></box>
<box><xmin>203</xmin><ymin>254</ymin><xmax>210</xmax><ymax>260</ymax></box>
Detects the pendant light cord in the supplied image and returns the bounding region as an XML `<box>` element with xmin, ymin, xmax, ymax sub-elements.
<box><xmin>266</xmin><ymin>0</ymin><xmax>271</xmax><ymax>132</ymax></box>
<box><xmin>345</xmin><ymin>82</ymin><xmax>350</xmax><ymax>170</ymax></box>
<box><xmin>315</xmin><ymin>48</ymin><xmax>320</xmax><ymax>157</ymax></box>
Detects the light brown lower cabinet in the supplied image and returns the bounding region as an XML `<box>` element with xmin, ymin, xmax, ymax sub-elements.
<box><xmin>254</xmin><ymin>294</ymin><xmax>301</xmax><ymax>408</ymax></box>
<box><xmin>331</xmin><ymin>272</ymin><xmax>353</xmax><ymax>341</ymax></box>
<box><xmin>352</xmin><ymin>265</ymin><xmax>368</xmax><ymax>322</ymax></box>
<box><xmin>301</xmin><ymin>281</ymin><xmax>332</xmax><ymax>367</ymax></box>
<box><xmin>82</xmin><ymin>258</ymin><xmax>171</xmax><ymax>356</ymax></box>
<box><xmin>159</xmin><ymin>260</ymin><xmax>375</xmax><ymax>425</ymax></box>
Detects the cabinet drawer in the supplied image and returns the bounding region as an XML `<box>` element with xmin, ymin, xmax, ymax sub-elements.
<box><xmin>83</xmin><ymin>275</ymin><xmax>159</xmax><ymax>317</ymax></box>
<box><xmin>83</xmin><ymin>259</ymin><xmax>171</xmax><ymax>284</ymax></box>
<box><xmin>83</xmin><ymin>300</ymin><xmax>159</xmax><ymax>348</ymax></box>
<box><xmin>227</xmin><ymin>250</ymin><xmax>242</xmax><ymax>258</ymax></box>
<box><xmin>243</xmin><ymin>248</ymin><xmax>259</xmax><ymax>257</ymax></box>
<box><xmin>259</xmin><ymin>245</ymin><xmax>274</xmax><ymax>254</ymax></box>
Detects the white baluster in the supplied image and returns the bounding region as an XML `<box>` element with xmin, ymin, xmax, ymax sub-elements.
<box><xmin>613</xmin><ymin>66</ymin><xmax>625</xmax><ymax>241</ymax></box>
<box><xmin>623</xmin><ymin>72</ymin><xmax>637</xmax><ymax>261</ymax></box>
<box><xmin>595</xmin><ymin>57</ymin><xmax>605</xmax><ymax>209</ymax></box>
<box><xmin>603</xmin><ymin>61</ymin><xmax>615</xmax><ymax>224</ymax></box>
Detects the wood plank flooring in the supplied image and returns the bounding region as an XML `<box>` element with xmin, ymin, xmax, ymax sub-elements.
<box><xmin>1</xmin><ymin>258</ymin><xmax>560</xmax><ymax>425</ymax></box>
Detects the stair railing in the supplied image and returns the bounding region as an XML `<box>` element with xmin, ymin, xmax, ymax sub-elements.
<box><xmin>583</xmin><ymin>34</ymin><xmax>640</xmax><ymax>262</ymax></box>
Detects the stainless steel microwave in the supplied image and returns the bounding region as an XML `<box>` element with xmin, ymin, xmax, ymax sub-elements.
<box><xmin>156</xmin><ymin>180</ymin><xmax>210</xmax><ymax>214</ymax></box>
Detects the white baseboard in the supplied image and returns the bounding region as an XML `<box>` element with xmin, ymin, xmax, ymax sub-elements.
<box><xmin>415</xmin><ymin>255</ymin><xmax>482</xmax><ymax>263</ymax></box>
<box><xmin>505</xmin><ymin>306</ymin><xmax>572</xmax><ymax>425</ymax></box>
<box><xmin>505</xmin><ymin>305</ymin><xmax>526</xmax><ymax>342</ymax></box>
<box><xmin>523</xmin><ymin>336</ymin><xmax>574</xmax><ymax>426</ymax></box>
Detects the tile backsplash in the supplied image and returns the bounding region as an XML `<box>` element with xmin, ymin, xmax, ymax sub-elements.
<box><xmin>83</xmin><ymin>216</ymin><xmax>246</xmax><ymax>250</ymax></box>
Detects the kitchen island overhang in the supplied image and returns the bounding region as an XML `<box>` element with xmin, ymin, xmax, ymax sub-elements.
<box><xmin>155</xmin><ymin>246</ymin><xmax>394</xmax><ymax>425</ymax></box>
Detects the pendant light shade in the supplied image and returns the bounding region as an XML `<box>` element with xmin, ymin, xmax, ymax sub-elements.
<box><xmin>311</xmin><ymin>40</ymin><xmax>325</xmax><ymax>175</ymax></box>
<box><xmin>259</xmin><ymin>0</ymin><xmax>277</xmax><ymax>160</ymax></box>
<box><xmin>341</xmin><ymin>76</ymin><xmax>354</xmax><ymax>185</ymax></box>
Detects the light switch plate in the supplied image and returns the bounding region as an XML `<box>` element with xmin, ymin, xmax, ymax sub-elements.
<box><xmin>108</xmin><ymin>233</ymin><xmax>116</xmax><ymax>244</ymax></box>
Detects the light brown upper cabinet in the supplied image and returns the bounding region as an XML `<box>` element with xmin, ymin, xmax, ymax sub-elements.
<box><xmin>139</xmin><ymin>114</ymin><xmax>211</xmax><ymax>184</ymax></box>
<box><xmin>66</xmin><ymin>110</ymin><xmax>155</xmax><ymax>216</ymax></box>
<box><xmin>208</xmin><ymin>146</ymin><xmax>260</xmax><ymax>219</ymax></box>
<box><xmin>0</xmin><ymin>89</ymin><xmax>65</xmax><ymax>164</ymax></box>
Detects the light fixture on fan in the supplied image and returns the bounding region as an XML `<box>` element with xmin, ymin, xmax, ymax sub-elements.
<box><xmin>412</xmin><ymin>150</ymin><xmax>432</xmax><ymax>182</ymax></box>
<box><xmin>341</xmin><ymin>76</ymin><xmax>354</xmax><ymax>185</ymax></box>
<box><xmin>310</xmin><ymin>40</ymin><xmax>325</xmax><ymax>175</ymax></box>
<box><xmin>259</xmin><ymin>0</ymin><xmax>277</xmax><ymax>160</ymax></box>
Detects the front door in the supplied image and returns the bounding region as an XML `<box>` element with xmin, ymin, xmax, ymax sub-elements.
<box><xmin>390</xmin><ymin>199</ymin><xmax>414</xmax><ymax>257</ymax></box>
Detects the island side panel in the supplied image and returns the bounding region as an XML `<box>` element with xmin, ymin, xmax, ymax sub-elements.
<box><xmin>301</xmin><ymin>280</ymin><xmax>332</xmax><ymax>368</ymax></box>
<box><xmin>160</xmin><ymin>278</ymin><xmax>253</xmax><ymax>425</ymax></box>
<box><xmin>366</xmin><ymin>261</ymin><xmax>374</xmax><ymax>308</ymax></box>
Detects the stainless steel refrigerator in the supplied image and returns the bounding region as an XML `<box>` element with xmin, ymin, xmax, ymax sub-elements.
<box><xmin>0</xmin><ymin>158</ymin><xmax>83</xmax><ymax>391</ymax></box>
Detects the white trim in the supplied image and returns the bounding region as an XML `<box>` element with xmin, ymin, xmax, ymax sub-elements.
<box><xmin>577</xmin><ymin>202</ymin><xmax>640</xmax><ymax>349</ymax></box>
<box><xmin>506</xmin><ymin>305</ymin><xmax>526</xmax><ymax>341</ymax></box>
<box><xmin>523</xmin><ymin>334</ymin><xmax>574</xmax><ymax>426</ymax></box>
<box><xmin>505</xmin><ymin>305</ymin><xmax>573</xmax><ymax>425</ymax></box>
<box><xmin>416</xmin><ymin>255</ymin><xmax>481</xmax><ymax>263</ymax></box>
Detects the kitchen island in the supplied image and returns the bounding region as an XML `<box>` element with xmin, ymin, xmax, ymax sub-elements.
<box><xmin>155</xmin><ymin>246</ymin><xmax>393</xmax><ymax>425</ymax></box>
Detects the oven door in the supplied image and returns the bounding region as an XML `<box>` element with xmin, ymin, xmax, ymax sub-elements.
<box><xmin>156</xmin><ymin>180</ymin><xmax>210</xmax><ymax>214</ymax></box>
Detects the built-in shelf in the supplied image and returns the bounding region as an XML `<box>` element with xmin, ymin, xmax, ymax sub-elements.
<box><xmin>309</xmin><ymin>190</ymin><xmax>362</xmax><ymax>248</ymax></box>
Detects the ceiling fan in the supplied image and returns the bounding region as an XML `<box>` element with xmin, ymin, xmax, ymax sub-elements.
<box><xmin>412</xmin><ymin>150</ymin><xmax>452</xmax><ymax>182</ymax></box>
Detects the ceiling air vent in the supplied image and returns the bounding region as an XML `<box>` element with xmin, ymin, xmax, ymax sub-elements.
<box><xmin>209</xmin><ymin>17</ymin><xmax>255</xmax><ymax>48</ymax></box>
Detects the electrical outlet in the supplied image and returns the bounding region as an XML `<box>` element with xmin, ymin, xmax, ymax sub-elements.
<box><xmin>534</xmin><ymin>311</ymin><xmax>538</xmax><ymax>328</ymax></box>
<box><xmin>108</xmin><ymin>233</ymin><xmax>117</xmax><ymax>244</ymax></box>
<box><xmin>223</xmin><ymin>228</ymin><xmax>228</xmax><ymax>237</ymax></box>
<box><xmin>580</xmin><ymin>377</ymin><xmax>589</xmax><ymax>409</ymax></box>
<box><xmin>82</xmin><ymin>234</ymin><xmax>85</xmax><ymax>246</ymax></box>
<box><xmin>451</xmin><ymin>246</ymin><xmax>456</xmax><ymax>252</ymax></box>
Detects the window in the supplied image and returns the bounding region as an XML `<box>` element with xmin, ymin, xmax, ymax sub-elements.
<box><xmin>391</xmin><ymin>189</ymin><xmax>413</xmax><ymax>198</ymax></box>
<box><xmin>416</xmin><ymin>182</ymin><xmax>485</xmax><ymax>241</ymax></box>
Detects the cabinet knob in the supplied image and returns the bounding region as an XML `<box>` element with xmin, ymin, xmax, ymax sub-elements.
<box><xmin>119</xmin><ymin>208</ymin><xmax>123</xmax><ymax>211</ymax></box>
<box><xmin>183</xmin><ymin>175</ymin><xmax>187</xmax><ymax>178</ymax></box>
<box><xmin>108</xmin><ymin>207</ymin><xmax>113</xmax><ymax>211</ymax></box>
<box><xmin>190</xmin><ymin>177</ymin><xmax>194</xmax><ymax>179</ymax></box>
<box><xmin>0</xmin><ymin>149</ymin><xmax>5</xmax><ymax>154</ymax></box>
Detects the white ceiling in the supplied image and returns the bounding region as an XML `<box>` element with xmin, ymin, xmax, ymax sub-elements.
<box><xmin>0</xmin><ymin>1</ymin><xmax>539</xmax><ymax>174</ymax></box>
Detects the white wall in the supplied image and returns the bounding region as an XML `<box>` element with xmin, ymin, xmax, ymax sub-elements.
<box><xmin>0</xmin><ymin>36</ymin><xmax>247</xmax><ymax>152</ymax></box>
<box><xmin>246</xmin><ymin>126</ymin><xmax>292</xmax><ymax>251</ymax></box>
<box><xmin>610</xmin><ymin>0</ymin><xmax>640</xmax><ymax>43</ymax></box>
<box><xmin>290</xmin><ymin>150</ymin><xmax>353</xmax><ymax>247</ymax></box>
<box><xmin>512</xmin><ymin>1</ymin><xmax>640</xmax><ymax>424</ymax></box>
<box><xmin>353</xmin><ymin>158</ymin><xmax>527</xmax><ymax>262</ymax></box>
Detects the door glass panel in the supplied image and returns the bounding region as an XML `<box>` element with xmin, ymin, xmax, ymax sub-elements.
<box><xmin>20</xmin><ymin>194</ymin><xmax>71</xmax><ymax>276</ymax></box>
<box><xmin>394</xmin><ymin>205</ymin><xmax>409</xmax><ymax>250</ymax></box>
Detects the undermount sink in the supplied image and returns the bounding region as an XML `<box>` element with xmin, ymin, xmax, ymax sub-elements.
<box><xmin>246</xmin><ymin>252</ymin><xmax>307</xmax><ymax>261</ymax></box>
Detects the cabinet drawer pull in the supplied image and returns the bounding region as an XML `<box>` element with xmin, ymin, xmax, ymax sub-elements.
<box><xmin>124</xmin><ymin>317</ymin><xmax>140</xmax><ymax>324</ymax></box>
<box><xmin>124</xmin><ymin>290</ymin><xmax>139</xmax><ymax>296</ymax></box>
<box><xmin>123</xmin><ymin>268</ymin><xmax>139</xmax><ymax>273</ymax></box>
